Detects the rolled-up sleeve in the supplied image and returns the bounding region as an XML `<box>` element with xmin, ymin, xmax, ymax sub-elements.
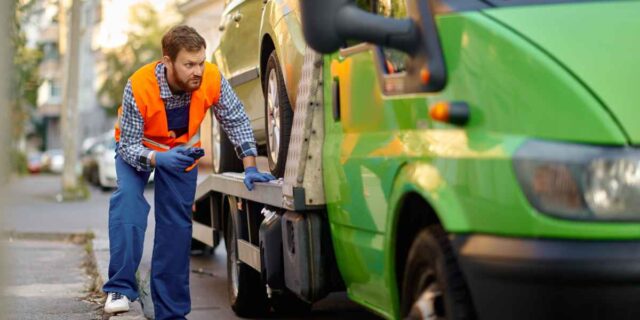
<box><xmin>212</xmin><ymin>76</ymin><xmax>258</xmax><ymax>159</ymax></box>
<box><xmin>117</xmin><ymin>80</ymin><xmax>155</xmax><ymax>171</ymax></box>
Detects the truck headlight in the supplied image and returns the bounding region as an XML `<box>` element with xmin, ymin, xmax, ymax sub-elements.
<box><xmin>513</xmin><ymin>140</ymin><xmax>640</xmax><ymax>221</ymax></box>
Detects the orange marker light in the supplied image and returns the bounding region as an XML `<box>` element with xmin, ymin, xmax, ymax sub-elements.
<box><xmin>429</xmin><ymin>101</ymin><xmax>470</xmax><ymax>126</ymax></box>
<box><xmin>429</xmin><ymin>101</ymin><xmax>450</xmax><ymax>122</ymax></box>
<box><xmin>420</xmin><ymin>68</ymin><xmax>430</xmax><ymax>85</ymax></box>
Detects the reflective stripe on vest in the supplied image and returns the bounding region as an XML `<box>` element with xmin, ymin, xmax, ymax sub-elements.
<box><xmin>142</xmin><ymin>130</ymin><xmax>201</xmax><ymax>151</ymax></box>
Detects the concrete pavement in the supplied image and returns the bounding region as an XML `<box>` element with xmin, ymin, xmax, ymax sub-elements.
<box><xmin>2</xmin><ymin>237</ymin><xmax>99</xmax><ymax>320</ymax></box>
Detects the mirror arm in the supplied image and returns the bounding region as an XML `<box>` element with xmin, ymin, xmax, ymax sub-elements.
<box><xmin>335</xmin><ymin>5</ymin><xmax>420</xmax><ymax>54</ymax></box>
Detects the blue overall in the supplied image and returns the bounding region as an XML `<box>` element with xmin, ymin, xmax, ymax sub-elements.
<box><xmin>103</xmin><ymin>106</ymin><xmax>196</xmax><ymax>320</ymax></box>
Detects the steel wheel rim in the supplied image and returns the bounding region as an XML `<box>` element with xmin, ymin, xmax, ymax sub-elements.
<box><xmin>212</xmin><ymin>117</ymin><xmax>221</xmax><ymax>172</ymax></box>
<box><xmin>411</xmin><ymin>280</ymin><xmax>445</xmax><ymax>320</ymax></box>
<box><xmin>229</xmin><ymin>231</ymin><xmax>240</xmax><ymax>298</ymax></box>
<box><xmin>266</xmin><ymin>68</ymin><xmax>281</xmax><ymax>165</ymax></box>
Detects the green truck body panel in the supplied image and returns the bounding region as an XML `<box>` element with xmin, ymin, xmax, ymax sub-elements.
<box><xmin>322</xmin><ymin>4</ymin><xmax>640</xmax><ymax>319</ymax></box>
<box><xmin>485</xmin><ymin>1</ymin><xmax>640</xmax><ymax>144</ymax></box>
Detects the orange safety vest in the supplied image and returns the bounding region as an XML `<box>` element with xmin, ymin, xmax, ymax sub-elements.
<box><xmin>114</xmin><ymin>61</ymin><xmax>221</xmax><ymax>168</ymax></box>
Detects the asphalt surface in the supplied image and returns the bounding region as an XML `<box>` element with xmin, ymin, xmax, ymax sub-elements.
<box><xmin>3</xmin><ymin>172</ymin><xmax>381</xmax><ymax>320</ymax></box>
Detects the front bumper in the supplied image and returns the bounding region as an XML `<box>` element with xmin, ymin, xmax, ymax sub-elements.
<box><xmin>453</xmin><ymin>235</ymin><xmax>640</xmax><ymax>320</ymax></box>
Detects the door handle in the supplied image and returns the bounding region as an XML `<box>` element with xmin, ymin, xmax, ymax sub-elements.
<box><xmin>332</xmin><ymin>78</ymin><xmax>341</xmax><ymax>121</ymax></box>
<box><xmin>233</xmin><ymin>12</ymin><xmax>243</xmax><ymax>22</ymax></box>
<box><xmin>218</xmin><ymin>24</ymin><xmax>225</xmax><ymax>31</ymax></box>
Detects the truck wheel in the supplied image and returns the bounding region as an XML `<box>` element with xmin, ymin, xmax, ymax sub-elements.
<box><xmin>226</xmin><ymin>206</ymin><xmax>269</xmax><ymax>316</ymax></box>
<box><xmin>263</xmin><ymin>51</ymin><xmax>293</xmax><ymax>178</ymax></box>
<box><xmin>190</xmin><ymin>238</ymin><xmax>213</xmax><ymax>256</ymax></box>
<box><xmin>270</xmin><ymin>290</ymin><xmax>312</xmax><ymax>316</ymax></box>
<box><xmin>401</xmin><ymin>225</ymin><xmax>475</xmax><ymax>320</ymax></box>
<box><xmin>211</xmin><ymin>112</ymin><xmax>243</xmax><ymax>174</ymax></box>
<box><xmin>190</xmin><ymin>231</ymin><xmax>219</xmax><ymax>256</ymax></box>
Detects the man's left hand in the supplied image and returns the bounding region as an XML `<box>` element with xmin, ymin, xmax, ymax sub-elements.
<box><xmin>243</xmin><ymin>166</ymin><xmax>276</xmax><ymax>191</ymax></box>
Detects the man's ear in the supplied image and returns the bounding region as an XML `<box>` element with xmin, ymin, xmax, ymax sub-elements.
<box><xmin>162</xmin><ymin>55</ymin><xmax>171</xmax><ymax>66</ymax></box>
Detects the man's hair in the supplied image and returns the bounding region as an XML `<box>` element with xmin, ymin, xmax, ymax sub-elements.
<box><xmin>161</xmin><ymin>25</ymin><xmax>206</xmax><ymax>61</ymax></box>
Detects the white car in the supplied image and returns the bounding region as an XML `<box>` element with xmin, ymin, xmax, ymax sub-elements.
<box><xmin>97</xmin><ymin>138</ymin><xmax>154</xmax><ymax>190</ymax></box>
<box><xmin>42</xmin><ymin>149</ymin><xmax>64</xmax><ymax>174</ymax></box>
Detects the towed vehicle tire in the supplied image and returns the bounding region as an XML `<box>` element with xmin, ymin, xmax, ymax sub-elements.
<box><xmin>263</xmin><ymin>51</ymin><xmax>294</xmax><ymax>178</ymax></box>
<box><xmin>270</xmin><ymin>289</ymin><xmax>312</xmax><ymax>316</ymax></box>
<box><xmin>225</xmin><ymin>197</ymin><xmax>269</xmax><ymax>317</ymax></box>
<box><xmin>402</xmin><ymin>225</ymin><xmax>476</xmax><ymax>320</ymax></box>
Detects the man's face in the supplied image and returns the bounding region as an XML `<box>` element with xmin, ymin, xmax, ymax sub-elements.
<box><xmin>164</xmin><ymin>47</ymin><xmax>206</xmax><ymax>92</ymax></box>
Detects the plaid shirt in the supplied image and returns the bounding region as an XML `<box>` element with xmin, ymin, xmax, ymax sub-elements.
<box><xmin>118</xmin><ymin>62</ymin><xmax>257</xmax><ymax>171</ymax></box>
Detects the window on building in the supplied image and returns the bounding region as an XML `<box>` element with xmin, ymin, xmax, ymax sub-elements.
<box><xmin>50</xmin><ymin>82</ymin><xmax>61</xmax><ymax>99</ymax></box>
<box><xmin>42</xmin><ymin>42</ymin><xmax>59</xmax><ymax>61</ymax></box>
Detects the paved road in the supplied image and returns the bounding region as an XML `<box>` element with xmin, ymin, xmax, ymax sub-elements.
<box><xmin>3</xmin><ymin>173</ymin><xmax>381</xmax><ymax>320</ymax></box>
<box><xmin>189</xmin><ymin>243</ymin><xmax>381</xmax><ymax>320</ymax></box>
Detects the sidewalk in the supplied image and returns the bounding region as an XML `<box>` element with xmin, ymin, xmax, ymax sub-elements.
<box><xmin>2</xmin><ymin>174</ymin><xmax>153</xmax><ymax>319</ymax></box>
<box><xmin>2</xmin><ymin>236</ymin><xmax>100</xmax><ymax>320</ymax></box>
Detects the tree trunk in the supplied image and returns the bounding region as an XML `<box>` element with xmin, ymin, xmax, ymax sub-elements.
<box><xmin>60</xmin><ymin>0</ymin><xmax>85</xmax><ymax>200</ymax></box>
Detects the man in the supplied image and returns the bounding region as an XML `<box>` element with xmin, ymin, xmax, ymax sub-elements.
<box><xmin>102</xmin><ymin>25</ymin><xmax>275</xmax><ymax>319</ymax></box>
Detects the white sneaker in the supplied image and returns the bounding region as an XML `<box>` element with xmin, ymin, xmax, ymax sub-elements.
<box><xmin>104</xmin><ymin>292</ymin><xmax>130</xmax><ymax>314</ymax></box>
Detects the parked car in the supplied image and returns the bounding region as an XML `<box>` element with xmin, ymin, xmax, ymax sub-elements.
<box><xmin>41</xmin><ymin>149</ymin><xmax>64</xmax><ymax>174</ymax></box>
<box><xmin>97</xmin><ymin>138</ymin><xmax>118</xmax><ymax>190</ymax></box>
<box><xmin>83</xmin><ymin>130</ymin><xmax>154</xmax><ymax>190</ymax></box>
<box><xmin>212</xmin><ymin>0</ymin><xmax>305</xmax><ymax>177</ymax></box>
<box><xmin>82</xmin><ymin>136</ymin><xmax>108</xmax><ymax>185</ymax></box>
<box><xmin>26</xmin><ymin>152</ymin><xmax>43</xmax><ymax>174</ymax></box>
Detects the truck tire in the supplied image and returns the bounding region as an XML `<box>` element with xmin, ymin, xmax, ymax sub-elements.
<box><xmin>401</xmin><ymin>225</ymin><xmax>476</xmax><ymax>320</ymax></box>
<box><xmin>190</xmin><ymin>232</ymin><xmax>219</xmax><ymax>256</ymax></box>
<box><xmin>270</xmin><ymin>290</ymin><xmax>312</xmax><ymax>316</ymax></box>
<box><xmin>225</xmin><ymin>202</ymin><xmax>269</xmax><ymax>317</ymax></box>
<box><xmin>263</xmin><ymin>51</ymin><xmax>293</xmax><ymax>178</ymax></box>
<box><xmin>211</xmin><ymin>112</ymin><xmax>243</xmax><ymax>174</ymax></box>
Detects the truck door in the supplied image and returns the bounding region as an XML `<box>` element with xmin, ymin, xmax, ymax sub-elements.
<box><xmin>324</xmin><ymin>0</ymin><xmax>413</xmax><ymax>315</ymax></box>
<box><xmin>215</xmin><ymin>0</ymin><xmax>264</xmax><ymax>121</ymax></box>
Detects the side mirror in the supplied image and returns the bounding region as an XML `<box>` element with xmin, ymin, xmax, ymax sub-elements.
<box><xmin>300</xmin><ymin>0</ymin><xmax>446</xmax><ymax>92</ymax></box>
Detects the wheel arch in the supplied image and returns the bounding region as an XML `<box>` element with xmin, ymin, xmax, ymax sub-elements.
<box><xmin>260</xmin><ymin>34</ymin><xmax>276</xmax><ymax>89</ymax></box>
<box><xmin>393</xmin><ymin>192</ymin><xmax>441</xmax><ymax>311</ymax></box>
<box><xmin>386</xmin><ymin>161</ymin><xmax>472</xmax><ymax>317</ymax></box>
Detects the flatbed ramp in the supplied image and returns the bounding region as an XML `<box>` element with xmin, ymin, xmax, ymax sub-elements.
<box><xmin>195</xmin><ymin>173</ymin><xmax>285</xmax><ymax>208</ymax></box>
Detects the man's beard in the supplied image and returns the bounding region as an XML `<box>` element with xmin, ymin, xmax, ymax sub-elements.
<box><xmin>172</xmin><ymin>65</ymin><xmax>202</xmax><ymax>92</ymax></box>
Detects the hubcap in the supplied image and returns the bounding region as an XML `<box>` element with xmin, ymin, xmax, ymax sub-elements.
<box><xmin>229</xmin><ymin>230</ymin><xmax>240</xmax><ymax>298</ymax></box>
<box><xmin>212</xmin><ymin>117</ymin><xmax>221</xmax><ymax>173</ymax></box>
<box><xmin>266</xmin><ymin>69</ymin><xmax>281</xmax><ymax>166</ymax></box>
<box><xmin>410</xmin><ymin>282</ymin><xmax>445</xmax><ymax>320</ymax></box>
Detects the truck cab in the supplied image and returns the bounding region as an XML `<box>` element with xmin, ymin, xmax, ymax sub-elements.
<box><xmin>193</xmin><ymin>1</ymin><xmax>640</xmax><ymax>319</ymax></box>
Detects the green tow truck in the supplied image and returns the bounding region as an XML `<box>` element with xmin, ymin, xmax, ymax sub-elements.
<box><xmin>192</xmin><ymin>0</ymin><xmax>640</xmax><ymax>319</ymax></box>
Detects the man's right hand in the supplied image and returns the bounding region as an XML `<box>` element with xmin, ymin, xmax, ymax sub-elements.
<box><xmin>153</xmin><ymin>147</ymin><xmax>195</xmax><ymax>171</ymax></box>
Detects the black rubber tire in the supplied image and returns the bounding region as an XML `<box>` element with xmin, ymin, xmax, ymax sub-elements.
<box><xmin>263</xmin><ymin>51</ymin><xmax>294</xmax><ymax>178</ymax></box>
<box><xmin>211</xmin><ymin>110</ymin><xmax>243</xmax><ymax>174</ymax></box>
<box><xmin>401</xmin><ymin>225</ymin><xmax>476</xmax><ymax>320</ymax></box>
<box><xmin>190</xmin><ymin>238</ymin><xmax>213</xmax><ymax>256</ymax></box>
<box><xmin>225</xmin><ymin>198</ymin><xmax>269</xmax><ymax>317</ymax></box>
<box><xmin>270</xmin><ymin>289</ymin><xmax>312</xmax><ymax>316</ymax></box>
<box><xmin>190</xmin><ymin>230</ymin><xmax>220</xmax><ymax>256</ymax></box>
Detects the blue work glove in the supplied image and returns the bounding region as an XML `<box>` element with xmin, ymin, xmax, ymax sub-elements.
<box><xmin>178</xmin><ymin>147</ymin><xmax>205</xmax><ymax>160</ymax></box>
<box><xmin>243</xmin><ymin>166</ymin><xmax>276</xmax><ymax>191</ymax></box>
<box><xmin>154</xmin><ymin>147</ymin><xmax>195</xmax><ymax>171</ymax></box>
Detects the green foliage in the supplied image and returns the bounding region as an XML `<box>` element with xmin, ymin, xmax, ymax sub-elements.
<box><xmin>12</xmin><ymin>0</ymin><xmax>42</xmax><ymax>173</ymax></box>
<box><xmin>99</xmin><ymin>2</ymin><xmax>182</xmax><ymax>116</ymax></box>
